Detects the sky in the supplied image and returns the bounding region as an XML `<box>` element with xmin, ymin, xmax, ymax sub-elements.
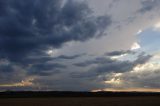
<box><xmin>1</xmin><ymin>0</ymin><xmax>160</xmax><ymax>91</ymax></box>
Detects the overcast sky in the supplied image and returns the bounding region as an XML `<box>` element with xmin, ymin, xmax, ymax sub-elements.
<box><xmin>0</xmin><ymin>0</ymin><xmax>160</xmax><ymax>91</ymax></box>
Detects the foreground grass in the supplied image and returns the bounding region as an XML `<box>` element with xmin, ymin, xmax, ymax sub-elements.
<box><xmin>0</xmin><ymin>96</ymin><xmax>160</xmax><ymax>106</ymax></box>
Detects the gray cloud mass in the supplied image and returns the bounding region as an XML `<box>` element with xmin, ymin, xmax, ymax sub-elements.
<box><xmin>0</xmin><ymin>0</ymin><xmax>111</xmax><ymax>63</ymax></box>
<box><xmin>139</xmin><ymin>0</ymin><xmax>160</xmax><ymax>13</ymax></box>
<box><xmin>72</xmin><ymin>53</ymin><xmax>152</xmax><ymax>78</ymax></box>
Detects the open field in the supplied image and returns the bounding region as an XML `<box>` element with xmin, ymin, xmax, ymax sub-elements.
<box><xmin>0</xmin><ymin>92</ymin><xmax>160</xmax><ymax>106</ymax></box>
<box><xmin>0</xmin><ymin>96</ymin><xmax>160</xmax><ymax>106</ymax></box>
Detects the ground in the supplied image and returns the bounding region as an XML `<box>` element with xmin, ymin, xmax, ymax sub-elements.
<box><xmin>0</xmin><ymin>97</ymin><xmax>160</xmax><ymax>106</ymax></box>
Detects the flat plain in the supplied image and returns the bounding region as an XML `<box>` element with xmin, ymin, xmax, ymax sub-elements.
<box><xmin>1</xmin><ymin>92</ymin><xmax>160</xmax><ymax>106</ymax></box>
<box><xmin>0</xmin><ymin>96</ymin><xmax>160</xmax><ymax>106</ymax></box>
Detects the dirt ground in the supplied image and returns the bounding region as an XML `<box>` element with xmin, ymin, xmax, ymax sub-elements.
<box><xmin>0</xmin><ymin>96</ymin><xmax>160</xmax><ymax>106</ymax></box>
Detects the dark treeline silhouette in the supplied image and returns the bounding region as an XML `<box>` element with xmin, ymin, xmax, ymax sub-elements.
<box><xmin>0</xmin><ymin>91</ymin><xmax>160</xmax><ymax>98</ymax></box>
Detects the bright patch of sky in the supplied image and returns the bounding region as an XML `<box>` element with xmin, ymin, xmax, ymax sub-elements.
<box><xmin>138</xmin><ymin>28</ymin><xmax>160</xmax><ymax>54</ymax></box>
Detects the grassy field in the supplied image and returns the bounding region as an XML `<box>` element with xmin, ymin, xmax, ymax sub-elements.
<box><xmin>0</xmin><ymin>96</ymin><xmax>160</xmax><ymax>106</ymax></box>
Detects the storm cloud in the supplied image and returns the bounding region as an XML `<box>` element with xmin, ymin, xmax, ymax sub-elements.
<box><xmin>0</xmin><ymin>0</ymin><xmax>111</xmax><ymax>62</ymax></box>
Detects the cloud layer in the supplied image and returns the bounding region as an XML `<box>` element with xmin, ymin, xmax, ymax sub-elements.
<box><xmin>1</xmin><ymin>0</ymin><xmax>160</xmax><ymax>91</ymax></box>
<box><xmin>0</xmin><ymin>0</ymin><xmax>111</xmax><ymax>62</ymax></box>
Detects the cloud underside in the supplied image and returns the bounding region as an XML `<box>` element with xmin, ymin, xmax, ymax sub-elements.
<box><xmin>0</xmin><ymin>0</ymin><xmax>111</xmax><ymax>62</ymax></box>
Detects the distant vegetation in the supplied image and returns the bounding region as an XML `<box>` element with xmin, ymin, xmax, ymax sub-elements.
<box><xmin>0</xmin><ymin>91</ymin><xmax>160</xmax><ymax>98</ymax></box>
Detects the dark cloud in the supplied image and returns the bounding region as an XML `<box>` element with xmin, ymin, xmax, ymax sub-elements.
<box><xmin>0</xmin><ymin>0</ymin><xmax>111</xmax><ymax>87</ymax></box>
<box><xmin>28</xmin><ymin>63</ymin><xmax>66</xmax><ymax>76</ymax></box>
<box><xmin>72</xmin><ymin>53</ymin><xmax>152</xmax><ymax>78</ymax></box>
<box><xmin>18</xmin><ymin>54</ymin><xmax>84</xmax><ymax>67</ymax></box>
<box><xmin>16</xmin><ymin>54</ymin><xmax>84</xmax><ymax>75</ymax></box>
<box><xmin>34</xmin><ymin>74</ymin><xmax>105</xmax><ymax>91</ymax></box>
<box><xmin>69</xmin><ymin>55</ymin><xmax>136</xmax><ymax>89</ymax></box>
<box><xmin>0</xmin><ymin>64</ymin><xmax>14</xmax><ymax>73</ymax></box>
<box><xmin>74</xmin><ymin>57</ymin><xmax>114</xmax><ymax>67</ymax></box>
<box><xmin>0</xmin><ymin>0</ymin><xmax>111</xmax><ymax>63</ymax></box>
<box><xmin>134</xmin><ymin>53</ymin><xmax>152</xmax><ymax>64</ymax></box>
<box><xmin>139</xmin><ymin>0</ymin><xmax>160</xmax><ymax>13</ymax></box>
<box><xmin>0</xmin><ymin>63</ymin><xmax>26</xmax><ymax>84</ymax></box>
<box><xmin>105</xmin><ymin>50</ymin><xmax>134</xmax><ymax>56</ymax></box>
<box><xmin>119</xmin><ymin>65</ymin><xmax>160</xmax><ymax>89</ymax></box>
<box><xmin>53</xmin><ymin>54</ymin><xmax>85</xmax><ymax>60</ymax></box>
